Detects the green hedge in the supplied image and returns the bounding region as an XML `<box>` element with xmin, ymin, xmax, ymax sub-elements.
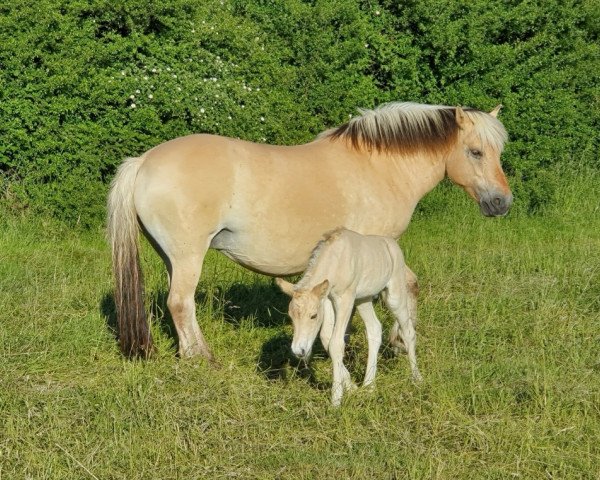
<box><xmin>0</xmin><ymin>0</ymin><xmax>598</xmax><ymax>226</ymax></box>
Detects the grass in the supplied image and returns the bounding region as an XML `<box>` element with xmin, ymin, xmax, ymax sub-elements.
<box><xmin>0</xmin><ymin>170</ymin><xmax>599</xmax><ymax>479</ymax></box>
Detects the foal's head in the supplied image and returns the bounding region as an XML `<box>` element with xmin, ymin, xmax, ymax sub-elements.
<box><xmin>276</xmin><ymin>278</ymin><xmax>329</xmax><ymax>360</ymax></box>
<box><xmin>445</xmin><ymin>106</ymin><xmax>513</xmax><ymax>217</ymax></box>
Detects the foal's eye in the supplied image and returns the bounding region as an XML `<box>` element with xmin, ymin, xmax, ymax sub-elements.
<box><xmin>469</xmin><ymin>148</ymin><xmax>483</xmax><ymax>159</ymax></box>
<box><xmin>310</xmin><ymin>314</ymin><xmax>317</xmax><ymax>320</ymax></box>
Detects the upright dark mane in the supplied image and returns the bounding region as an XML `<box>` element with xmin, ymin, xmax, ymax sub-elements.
<box><xmin>324</xmin><ymin>102</ymin><xmax>495</xmax><ymax>154</ymax></box>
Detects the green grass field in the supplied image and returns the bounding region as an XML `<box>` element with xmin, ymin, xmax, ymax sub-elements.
<box><xmin>1</xmin><ymin>171</ymin><xmax>599</xmax><ymax>479</ymax></box>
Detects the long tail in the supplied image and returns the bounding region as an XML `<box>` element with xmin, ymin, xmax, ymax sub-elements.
<box><xmin>107</xmin><ymin>156</ymin><xmax>153</xmax><ymax>358</ymax></box>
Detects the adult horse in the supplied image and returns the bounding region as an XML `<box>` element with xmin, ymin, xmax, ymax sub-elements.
<box><xmin>108</xmin><ymin>102</ymin><xmax>511</xmax><ymax>360</ymax></box>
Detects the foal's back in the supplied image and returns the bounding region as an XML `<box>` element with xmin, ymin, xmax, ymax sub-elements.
<box><xmin>320</xmin><ymin>229</ymin><xmax>404</xmax><ymax>299</ymax></box>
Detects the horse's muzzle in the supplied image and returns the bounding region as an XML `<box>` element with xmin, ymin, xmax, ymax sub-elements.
<box><xmin>479</xmin><ymin>192</ymin><xmax>513</xmax><ymax>217</ymax></box>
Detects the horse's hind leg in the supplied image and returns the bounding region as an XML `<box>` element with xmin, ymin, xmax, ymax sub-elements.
<box><xmin>384</xmin><ymin>273</ymin><xmax>422</xmax><ymax>382</ymax></box>
<box><xmin>142</xmin><ymin>220</ymin><xmax>215</xmax><ymax>361</ymax></box>
<box><xmin>167</xmin><ymin>251</ymin><xmax>214</xmax><ymax>361</ymax></box>
<box><xmin>389</xmin><ymin>265</ymin><xmax>418</xmax><ymax>355</ymax></box>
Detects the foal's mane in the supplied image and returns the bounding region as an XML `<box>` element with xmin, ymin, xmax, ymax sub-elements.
<box><xmin>323</xmin><ymin>102</ymin><xmax>507</xmax><ymax>154</ymax></box>
<box><xmin>297</xmin><ymin>228</ymin><xmax>344</xmax><ymax>290</ymax></box>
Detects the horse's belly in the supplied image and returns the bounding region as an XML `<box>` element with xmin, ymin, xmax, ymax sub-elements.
<box><xmin>210</xmin><ymin>228</ymin><xmax>316</xmax><ymax>276</ymax></box>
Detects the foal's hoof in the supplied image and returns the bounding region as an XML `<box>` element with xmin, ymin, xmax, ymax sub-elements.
<box><xmin>346</xmin><ymin>381</ymin><xmax>358</xmax><ymax>392</ymax></box>
<box><xmin>390</xmin><ymin>339</ymin><xmax>408</xmax><ymax>356</ymax></box>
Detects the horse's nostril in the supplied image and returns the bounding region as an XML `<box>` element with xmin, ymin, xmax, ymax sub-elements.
<box><xmin>493</xmin><ymin>197</ymin><xmax>502</xmax><ymax>206</ymax></box>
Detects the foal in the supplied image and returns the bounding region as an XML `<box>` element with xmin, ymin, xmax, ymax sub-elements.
<box><xmin>276</xmin><ymin>229</ymin><xmax>421</xmax><ymax>406</ymax></box>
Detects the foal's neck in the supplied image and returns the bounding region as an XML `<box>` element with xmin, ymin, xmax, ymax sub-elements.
<box><xmin>297</xmin><ymin>243</ymin><xmax>334</xmax><ymax>291</ymax></box>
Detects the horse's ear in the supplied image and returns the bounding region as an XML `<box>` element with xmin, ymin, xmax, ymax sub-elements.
<box><xmin>312</xmin><ymin>279</ymin><xmax>330</xmax><ymax>299</ymax></box>
<box><xmin>489</xmin><ymin>104</ymin><xmax>502</xmax><ymax>118</ymax></box>
<box><xmin>275</xmin><ymin>278</ymin><xmax>295</xmax><ymax>297</ymax></box>
<box><xmin>455</xmin><ymin>106</ymin><xmax>467</xmax><ymax>129</ymax></box>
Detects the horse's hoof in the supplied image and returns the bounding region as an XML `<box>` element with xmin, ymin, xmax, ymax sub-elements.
<box><xmin>208</xmin><ymin>356</ymin><xmax>222</xmax><ymax>369</ymax></box>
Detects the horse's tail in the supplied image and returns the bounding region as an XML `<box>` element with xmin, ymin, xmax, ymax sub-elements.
<box><xmin>107</xmin><ymin>156</ymin><xmax>153</xmax><ymax>358</ymax></box>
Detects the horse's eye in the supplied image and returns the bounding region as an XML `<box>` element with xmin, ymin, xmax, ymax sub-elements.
<box><xmin>470</xmin><ymin>149</ymin><xmax>483</xmax><ymax>159</ymax></box>
<box><xmin>310</xmin><ymin>314</ymin><xmax>317</xmax><ymax>320</ymax></box>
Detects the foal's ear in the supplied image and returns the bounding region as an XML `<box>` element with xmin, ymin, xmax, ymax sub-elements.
<box><xmin>312</xmin><ymin>279</ymin><xmax>330</xmax><ymax>299</ymax></box>
<box><xmin>489</xmin><ymin>104</ymin><xmax>502</xmax><ymax>118</ymax></box>
<box><xmin>275</xmin><ymin>278</ymin><xmax>295</xmax><ymax>297</ymax></box>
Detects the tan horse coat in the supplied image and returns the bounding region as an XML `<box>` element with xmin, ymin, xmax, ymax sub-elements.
<box><xmin>108</xmin><ymin>102</ymin><xmax>511</xmax><ymax>359</ymax></box>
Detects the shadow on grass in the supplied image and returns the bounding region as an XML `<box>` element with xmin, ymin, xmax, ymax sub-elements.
<box><xmin>216</xmin><ymin>281</ymin><xmax>290</xmax><ymax>329</ymax></box>
<box><xmin>257</xmin><ymin>331</ymin><xmax>330</xmax><ymax>390</ymax></box>
<box><xmin>99</xmin><ymin>291</ymin><xmax>180</xmax><ymax>353</ymax></box>
<box><xmin>100</xmin><ymin>281</ymin><xmax>310</xmax><ymax>381</ymax></box>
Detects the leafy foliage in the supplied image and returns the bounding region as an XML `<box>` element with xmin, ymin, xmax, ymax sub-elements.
<box><xmin>0</xmin><ymin>0</ymin><xmax>598</xmax><ymax>226</ymax></box>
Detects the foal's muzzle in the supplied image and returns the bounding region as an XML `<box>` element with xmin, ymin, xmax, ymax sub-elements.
<box><xmin>479</xmin><ymin>192</ymin><xmax>513</xmax><ymax>217</ymax></box>
<box><xmin>291</xmin><ymin>344</ymin><xmax>311</xmax><ymax>360</ymax></box>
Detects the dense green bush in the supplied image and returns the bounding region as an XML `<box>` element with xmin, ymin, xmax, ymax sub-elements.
<box><xmin>0</xmin><ymin>0</ymin><xmax>598</xmax><ymax>226</ymax></box>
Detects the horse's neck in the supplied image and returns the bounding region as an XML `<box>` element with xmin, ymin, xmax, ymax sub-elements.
<box><xmin>382</xmin><ymin>150</ymin><xmax>447</xmax><ymax>206</ymax></box>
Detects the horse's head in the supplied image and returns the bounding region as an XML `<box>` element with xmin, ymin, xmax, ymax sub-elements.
<box><xmin>445</xmin><ymin>106</ymin><xmax>513</xmax><ymax>217</ymax></box>
<box><xmin>276</xmin><ymin>278</ymin><xmax>329</xmax><ymax>360</ymax></box>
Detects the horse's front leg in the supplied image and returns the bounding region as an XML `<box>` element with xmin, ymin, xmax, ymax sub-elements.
<box><xmin>329</xmin><ymin>295</ymin><xmax>356</xmax><ymax>406</ymax></box>
<box><xmin>319</xmin><ymin>298</ymin><xmax>334</xmax><ymax>351</ymax></box>
<box><xmin>355</xmin><ymin>300</ymin><xmax>382</xmax><ymax>388</ymax></box>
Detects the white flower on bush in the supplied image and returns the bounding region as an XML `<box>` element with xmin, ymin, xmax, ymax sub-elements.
<box><xmin>148</xmin><ymin>94</ymin><xmax>153</xmax><ymax>99</ymax></box>
<box><xmin>130</xmin><ymin>103</ymin><xmax>136</xmax><ymax>109</ymax></box>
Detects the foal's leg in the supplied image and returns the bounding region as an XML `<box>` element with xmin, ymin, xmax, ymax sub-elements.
<box><xmin>319</xmin><ymin>298</ymin><xmax>335</xmax><ymax>351</ymax></box>
<box><xmin>355</xmin><ymin>301</ymin><xmax>382</xmax><ymax>387</ymax></box>
<box><xmin>389</xmin><ymin>265</ymin><xmax>418</xmax><ymax>355</ymax></box>
<box><xmin>329</xmin><ymin>294</ymin><xmax>356</xmax><ymax>406</ymax></box>
<box><xmin>384</xmin><ymin>277</ymin><xmax>422</xmax><ymax>382</ymax></box>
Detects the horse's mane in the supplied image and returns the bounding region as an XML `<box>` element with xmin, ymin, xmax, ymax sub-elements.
<box><xmin>322</xmin><ymin>102</ymin><xmax>507</xmax><ymax>154</ymax></box>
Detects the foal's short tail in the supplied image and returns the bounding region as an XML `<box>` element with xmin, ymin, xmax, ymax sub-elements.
<box><xmin>107</xmin><ymin>156</ymin><xmax>153</xmax><ymax>358</ymax></box>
